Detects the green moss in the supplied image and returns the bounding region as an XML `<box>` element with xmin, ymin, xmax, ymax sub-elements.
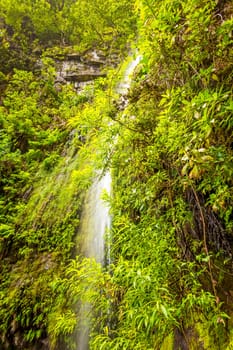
<box><xmin>196</xmin><ymin>322</ymin><xmax>218</xmax><ymax>350</ymax></box>
<box><xmin>161</xmin><ymin>333</ymin><xmax>174</xmax><ymax>350</ymax></box>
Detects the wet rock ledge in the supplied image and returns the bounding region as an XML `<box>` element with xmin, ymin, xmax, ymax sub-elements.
<box><xmin>55</xmin><ymin>49</ymin><xmax>109</xmax><ymax>90</ymax></box>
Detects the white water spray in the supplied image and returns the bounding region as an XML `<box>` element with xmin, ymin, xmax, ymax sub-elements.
<box><xmin>79</xmin><ymin>171</ymin><xmax>111</xmax><ymax>265</ymax></box>
<box><xmin>117</xmin><ymin>54</ymin><xmax>142</xmax><ymax>94</ymax></box>
<box><xmin>75</xmin><ymin>171</ymin><xmax>111</xmax><ymax>350</ymax></box>
<box><xmin>76</xmin><ymin>53</ymin><xmax>141</xmax><ymax>350</ymax></box>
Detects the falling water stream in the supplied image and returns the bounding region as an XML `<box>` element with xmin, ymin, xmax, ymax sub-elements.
<box><xmin>76</xmin><ymin>53</ymin><xmax>141</xmax><ymax>350</ymax></box>
<box><xmin>75</xmin><ymin>172</ymin><xmax>111</xmax><ymax>350</ymax></box>
<box><xmin>78</xmin><ymin>171</ymin><xmax>112</xmax><ymax>265</ymax></box>
<box><xmin>117</xmin><ymin>54</ymin><xmax>142</xmax><ymax>94</ymax></box>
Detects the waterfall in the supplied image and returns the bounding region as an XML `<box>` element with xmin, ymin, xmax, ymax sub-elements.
<box><xmin>75</xmin><ymin>53</ymin><xmax>141</xmax><ymax>350</ymax></box>
<box><xmin>117</xmin><ymin>53</ymin><xmax>142</xmax><ymax>94</ymax></box>
<box><xmin>78</xmin><ymin>171</ymin><xmax>112</xmax><ymax>265</ymax></box>
<box><xmin>75</xmin><ymin>172</ymin><xmax>111</xmax><ymax>350</ymax></box>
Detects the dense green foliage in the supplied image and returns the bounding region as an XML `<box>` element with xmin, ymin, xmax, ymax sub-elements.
<box><xmin>91</xmin><ymin>0</ymin><xmax>233</xmax><ymax>349</ymax></box>
<box><xmin>0</xmin><ymin>0</ymin><xmax>232</xmax><ymax>349</ymax></box>
<box><xmin>0</xmin><ymin>0</ymin><xmax>136</xmax><ymax>74</ymax></box>
<box><xmin>0</xmin><ymin>1</ymin><xmax>136</xmax><ymax>348</ymax></box>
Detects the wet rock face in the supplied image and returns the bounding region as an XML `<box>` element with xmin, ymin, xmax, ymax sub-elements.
<box><xmin>64</xmin><ymin>72</ymin><xmax>106</xmax><ymax>83</ymax></box>
<box><xmin>56</xmin><ymin>49</ymin><xmax>107</xmax><ymax>90</ymax></box>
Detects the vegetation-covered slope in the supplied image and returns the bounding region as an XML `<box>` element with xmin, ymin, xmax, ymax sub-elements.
<box><xmin>0</xmin><ymin>1</ymin><xmax>136</xmax><ymax>349</ymax></box>
<box><xmin>0</xmin><ymin>0</ymin><xmax>232</xmax><ymax>349</ymax></box>
<box><xmin>95</xmin><ymin>1</ymin><xmax>233</xmax><ymax>349</ymax></box>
